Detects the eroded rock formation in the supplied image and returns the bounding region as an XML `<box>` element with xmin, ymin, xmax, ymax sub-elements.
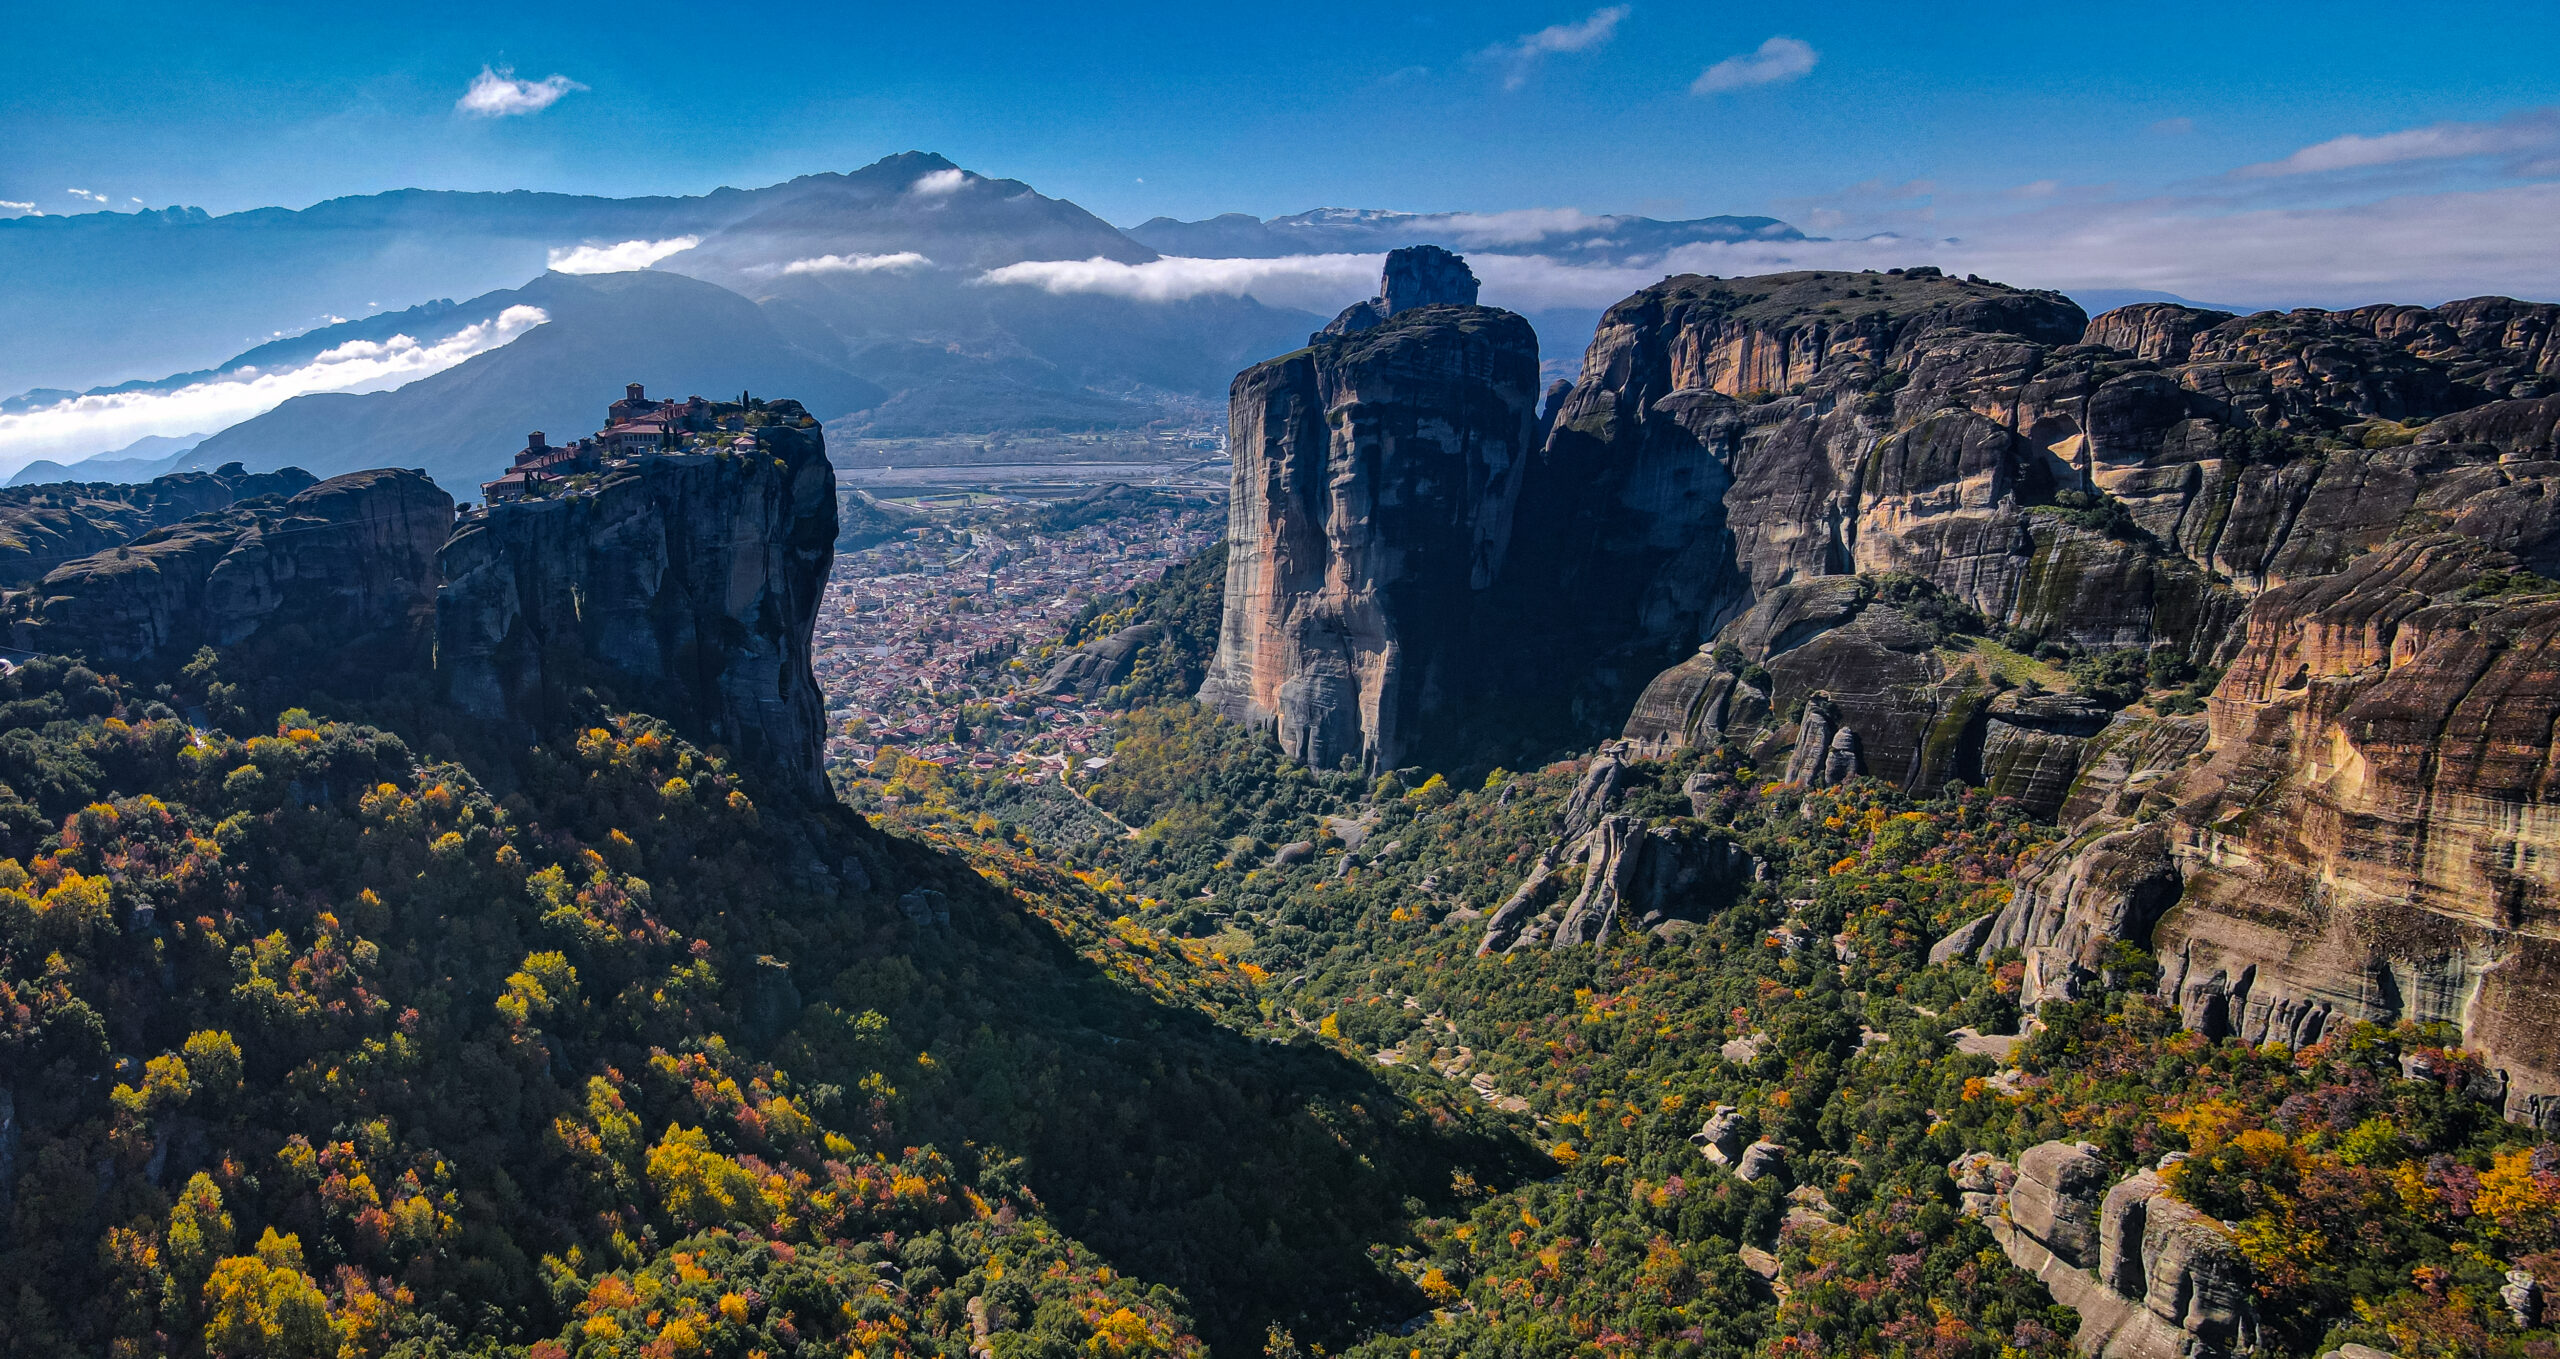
<box><xmin>2</xmin><ymin>469</ymin><xmax>452</xmax><ymax>684</ymax></box>
<box><xmin>1320</xmin><ymin>245</ymin><xmax>1482</xmax><ymax>339</ymax></box>
<box><xmin>436</xmin><ymin>405</ymin><xmax>836</xmax><ymax>795</ymax></box>
<box><xmin>0</xmin><ymin>463</ymin><xmax>319</xmax><ymax>586</ymax></box>
<box><xmin>1559</xmin><ymin>272</ymin><xmax>2560</xmax><ymax>822</ymax></box>
<box><xmin>1038</xmin><ymin>622</ymin><xmax>1158</xmax><ymax>699</ymax></box>
<box><xmin>1943</xmin><ymin>529</ymin><xmax>2560</xmax><ymax>1114</ymax></box>
<box><xmin>1197</xmin><ymin>291</ymin><xmax>1541</xmax><ymax>770</ymax></box>
<box><xmin>1959</xmin><ymin>1143</ymin><xmax>2258</xmax><ymax>1359</ymax></box>
<box><xmin>1478</xmin><ymin>749</ymin><xmax>1755</xmax><ymax>953</ymax></box>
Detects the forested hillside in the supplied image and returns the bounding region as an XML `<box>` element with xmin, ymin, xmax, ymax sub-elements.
<box><xmin>0</xmin><ymin>653</ymin><xmax>1528</xmax><ymax>1358</ymax></box>
<box><xmin>851</xmin><ymin>692</ymin><xmax>2560</xmax><ymax>1359</ymax></box>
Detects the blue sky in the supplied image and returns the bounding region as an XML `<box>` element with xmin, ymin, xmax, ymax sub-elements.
<box><xmin>6</xmin><ymin>1</ymin><xmax>2559</xmax><ymax>305</ymax></box>
<box><xmin>4</xmin><ymin>1</ymin><xmax>2552</xmax><ymax>220</ymax></box>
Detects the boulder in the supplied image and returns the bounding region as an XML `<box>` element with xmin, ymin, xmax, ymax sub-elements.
<box><xmin>2504</xmin><ymin>1269</ymin><xmax>2542</xmax><ymax>1327</ymax></box>
<box><xmin>1930</xmin><ymin>913</ymin><xmax>1995</xmax><ymax>965</ymax></box>
<box><xmin>1734</xmin><ymin>1139</ymin><xmax>1787</xmax><ymax>1182</ymax></box>
<box><xmin>1692</xmin><ymin>1105</ymin><xmax>1746</xmax><ymax>1162</ymax></box>
<box><xmin>2007</xmin><ymin>1141</ymin><xmax>2107</xmax><ymax>1268</ymax></box>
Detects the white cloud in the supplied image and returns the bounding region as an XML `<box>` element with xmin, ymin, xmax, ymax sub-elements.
<box><xmin>545</xmin><ymin>236</ymin><xmax>701</xmax><ymax>274</ymax></box>
<box><xmin>0</xmin><ymin>200</ymin><xmax>36</xmax><ymax>217</ymax></box>
<box><xmin>1440</xmin><ymin>207</ymin><xmax>1612</xmax><ymax>245</ymax></box>
<box><xmin>1934</xmin><ymin>182</ymin><xmax>2560</xmax><ymax>305</ymax></box>
<box><xmin>775</xmin><ymin>252</ymin><xmax>933</xmax><ymax>276</ymax></box>
<box><xmin>910</xmin><ymin>168</ymin><xmax>970</xmax><ymax>196</ymax></box>
<box><xmin>1483</xmin><ymin>6</ymin><xmax>1628</xmax><ymax>89</ymax></box>
<box><xmin>456</xmin><ymin>65</ymin><xmax>585</xmax><ymax>117</ymax></box>
<box><xmin>985</xmin><ymin>174</ymin><xmax>2560</xmax><ymax>327</ymax></box>
<box><xmin>2237</xmin><ymin>107</ymin><xmax>2560</xmax><ymax>177</ymax></box>
<box><xmin>1690</xmin><ymin>36</ymin><xmax>1818</xmax><ymax>94</ymax></box>
<box><xmin>66</xmin><ymin>188</ymin><xmax>107</xmax><ymax>203</ymax></box>
<box><xmin>0</xmin><ymin>306</ymin><xmax>549</xmax><ymax>470</ymax></box>
<box><xmin>977</xmin><ymin>254</ymin><xmax>1383</xmax><ymax>310</ymax></box>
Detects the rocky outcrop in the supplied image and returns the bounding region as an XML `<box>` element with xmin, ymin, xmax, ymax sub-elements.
<box><xmin>2420</xmin><ymin>395</ymin><xmax>2560</xmax><ymax>456</ymax></box>
<box><xmin>1975</xmin><ymin>820</ymin><xmax>2183</xmax><ymax>1007</ymax></box>
<box><xmin>1978</xmin><ymin>691</ymin><xmax>2113</xmax><ymax>816</ymax></box>
<box><xmin>1478</xmin><ymin>810</ymin><xmax>1752</xmax><ymax>952</ymax></box>
<box><xmin>2007</xmin><ymin>1141</ymin><xmax>2108</xmax><ymax>1268</ymax></box>
<box><xmin>1960</xmin><ymin>1144</ymin><xmax>2258</xmax><ymax>1359</ymax></box>
<box><xmin>1560</xmin><ymin>745</ymin><xmax>1628</xmax><ymax>839</ymax></box>
<box><xmin>1320</xmin><ymin>245</ymin><xmax>1481</xmax><ymax>338</ymax></box>
<box><xmin>0</xmin><ymin>463</ymin><xmax>319</xmax><ymax>586</ymax></box>
<box><xmin>1690</xmin><ymin>1105</ymin><xmax>1747</xmax><ymax>1163</ymax></box>
<box><xmin>436</xmin><ymin>407</ymin><xmax>836</xmax><ymax>795</ymax></box>
<box><xmin>1522</xmin><ymin>273</ymin><xmax>2560</xmax><ymax>794</ymax></box>
<box><xmin>1950</xmin><ymin>531</ymin><xmax>2560</xmax><ymax>1113</ymax></box>
<box><xmin>2081</xmin><ymin>303</ymin><xmax>2232</xmax><ymax>364</ymax></box>
<box><xmin>3</xmin><ymin>469</ymin><xmax>451</xmax><ymax>684</ymax></box>
<box><xmin>1197</xmin><ymin>296</ymin><xmax>1541</xmax><ymax>770</ymax></box>
<box><xmin>1038</xmin><ymin>622</ymin><xmax>1158</xmax><ymax>699</ymax></box>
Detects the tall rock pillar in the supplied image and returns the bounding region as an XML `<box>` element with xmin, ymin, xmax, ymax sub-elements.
<box><xmin>1197</xmin><ymin>295</ymin><xmax>1539</xmax><ymax>771</ymax></box>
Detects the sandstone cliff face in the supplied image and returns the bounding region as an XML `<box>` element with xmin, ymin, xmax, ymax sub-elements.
<box><xmin>2</xmin><ymin>469</ymin><xmax>451</xmax><ymax>683</ymax></box>
<box><xmin>436</xmin><ymin>413</ymin><xmax>836</xmax><ymax>795</ymax></box>
<box><xmin>2153</xmin><ymin>535</ymin><xmax>2560</xmax><ymax>1100</ymax></box>
<box><xmin>1952</xmin><ymin>531</ymin><xmax>2560</xmax><ymax>1116</ymax></box>
<box><xmin>1197</xmin><ymin>303</ymin><xmax>1541</xmax><ymax>770</ymax></box>
<box><xmin>1959</xmin><ymin>1144</ymin><xmax>2258</xmax><ymax>1359</ymax></box>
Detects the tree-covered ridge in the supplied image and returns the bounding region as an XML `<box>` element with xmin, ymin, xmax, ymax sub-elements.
<box><xmin>0</xmin><ymin>657</ymin><xmax>1526</xmax><ymax>1359</ymax></box>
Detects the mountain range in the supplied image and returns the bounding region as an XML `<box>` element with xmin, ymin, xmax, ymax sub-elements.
<box><xmin>0</xmin><ymin>153</ymin><xmax>1858</xmax><ymax>497</ymax></box>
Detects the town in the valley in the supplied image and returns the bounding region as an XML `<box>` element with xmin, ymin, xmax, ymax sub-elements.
<box><xmin>811</xmin><ymin>480</ymin><xmax>1223</xmax><ymax>793</ymax></box>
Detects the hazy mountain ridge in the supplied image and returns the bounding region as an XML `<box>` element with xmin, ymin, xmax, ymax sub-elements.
<box><xmin>4</xmin><ymin>153</ymin><xmax>1330</xmax><ymax>490</ymax></box>
<box><xmin>1124</xmin><ymin>205</ymin><xmax>1802</xmax><ymax>262</ymax></box>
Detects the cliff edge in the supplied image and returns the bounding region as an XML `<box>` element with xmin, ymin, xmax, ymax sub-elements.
<box><xmin>436</xmin><ymin>399</ymin><xmax>837</xmax><ymax>796</ymax></box>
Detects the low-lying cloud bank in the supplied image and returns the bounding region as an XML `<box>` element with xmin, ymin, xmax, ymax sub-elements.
<box><xmin>977</xmin><ymin>253</ymin><xmax>1383</xmax><ymax>311</ymax></box>
<box><xmin>0</xmin><ymin>306</ymin><xmax>549</xmax><ymax>472</ymax></box>
<box><xmin>985</xmin><ymin>179</ymin><xmax>2560</xmax><ymax>319</ymax></box>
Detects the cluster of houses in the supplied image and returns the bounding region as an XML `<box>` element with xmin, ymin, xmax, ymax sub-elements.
<box><xmin>477</xmin><ymin>384</ymin><xmax>772</xmax><ymax>505</ymax></box>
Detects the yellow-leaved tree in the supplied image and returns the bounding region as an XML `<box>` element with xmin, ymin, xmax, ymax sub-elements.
<box><xmin>202</xmin><ymin>1229</ymin><xmax>330</xmax><ymax>1358</ymax></box>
